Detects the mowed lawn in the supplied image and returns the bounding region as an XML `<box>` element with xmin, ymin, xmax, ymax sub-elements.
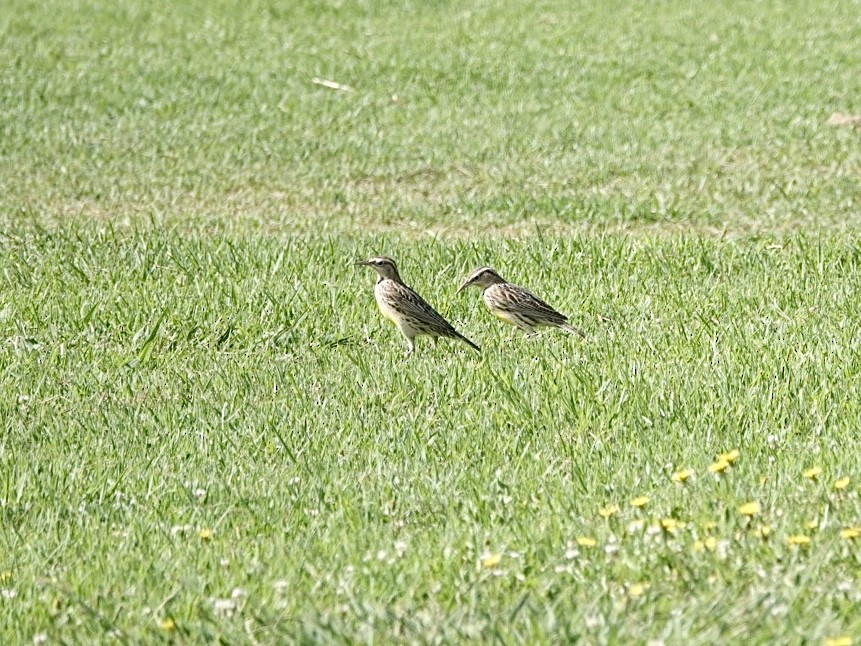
<box><xmin>2</xmin><ymin>0</ymin><xmax>861</xmax><ymax>643</ymax></box>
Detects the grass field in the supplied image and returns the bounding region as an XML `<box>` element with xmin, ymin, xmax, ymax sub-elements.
<box><xmin>2</xmin><ymin>0</ymin><xmax>861</xmax><ymax>643</ymax></box>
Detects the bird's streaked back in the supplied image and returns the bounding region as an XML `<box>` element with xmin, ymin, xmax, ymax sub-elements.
<box><xmin>457</xmin><ymin>266</ymin><xmax>585</xmax><ymax>338</ymax></box>
<box><xmin>357</xmin><ymin>257</ymin><xmax>480</xmax><ymax>354</ymax></box>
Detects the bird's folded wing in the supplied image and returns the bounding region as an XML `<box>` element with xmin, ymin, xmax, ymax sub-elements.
<box><xmin>390</xmin><ymin>283</ymin><xmax>456</xmax><ymax>331</ymax></box>
<box><xmin>503</xmin><ymin>286</ymin><xmax>568</xmax><ymax>322</ymax></box>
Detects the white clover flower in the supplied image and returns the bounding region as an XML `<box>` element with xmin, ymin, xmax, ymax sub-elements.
<box><xmin>213</xmin><ymin>598</ymin><xmax>237</xmax><ymax>616</ymax></box>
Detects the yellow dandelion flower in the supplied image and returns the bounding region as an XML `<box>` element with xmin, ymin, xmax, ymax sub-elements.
<box><xmin>708</xmin><ymin>459</ymin><xmax>730</xmax><ymax>474</ymax></box>
<box><xmin>576</xmin><ymin>536</ymin><xmax>597</xmax><ymax>548</ymax></box>
<box><xmin>481</xmin><ymin>553</ymin><xmax>502</xmax><ymax>568</ymax></box>
<box><xmin>198</xmin><ymin>528</ymin><xmax>213</xmax><ymax>541</ymax></box>
<box><xmin>0</xmin><ymin>571</ymin><xmax>11</xmax><ymax>583</ymax></box>
<box><xmin>598</xmin><ymin>504</ymin><xmax>620</xmax><ymax>518</ymax></box>
<box><xmin>737</xmin><ymin>502</ymin><xmax>760</xmax><ymax>517</ymax></box>
<box><xmin>718</xmin><ymin>449</ymin><xmax>739</xmax><ymax>464</ymax></box>
<box><xmin>805</xmin><ymin>519</ymin><xmax>818</xmax><ymax>530</ymax></box>
<box><xmin>660</xmin><ymin>518</ymin><xmax>681</xmax><ymax>533</ymax></box>
<box><xmin>703</xmin><ymin>520</ymin><xmax>718</xmax><ymax>531</ymax></box>
<box><xmin>802</xmin><ymin>466</ymin><xmax>822</xmax><ymax>480</ymax></box>
<box><xmin>840</xmin><ymin>527</ymin><xmax>861</xmax><ymax>540</ymax></box>
<box><xmin>628</xmin><ymin>583</ymin><xmax>649</xmax><ymax>598</ymax></box>
<box><xmin>630</xmin><ymin>496</ymin><xmax>650</xmax><ymax>508</ymax></box>
<box><xmin>824</xmin><ymin>637</ymin><xmax>852</xmax><ymax>646</ymax></box>
<box><xmin>756</xmin><ymin>525</ymin><xmax>772</xmax><ymax>539</ymax></box>
<box><xmin>160</xmin><ymin>618</ymin><xmax>176</xmax><ymax>632</ymax></box>
<box><xmin>834</xmin><ymin>477</ymin><xmax>850</xmax><ymax>490</ymax></box>
<box><xmin>704</xmin><ymin>536</ymin><xmax>717</xmax><ymax>551</ymax></box>
<box><xmin>788</xmin><ymin>534</ymin><xmax>811</xmax><ymax>547</ymax></box>
<box><xmin>693</xmin><ymin>540</ymin><xmax>705</xmax><ymax>553</ymax></box>
<box><xmin>671</xmin><ymin>468</ymin><xmax>693</xmax><ymax>483</ymax></box>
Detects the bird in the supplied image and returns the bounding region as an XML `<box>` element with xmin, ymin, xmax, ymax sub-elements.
<box><xmin>356</xmin><ymin>256</ymin><xmax>480</xmax><ymax>354</ymax></box>
<box><xmin>457</xmin><ymin>266</ymin><xmax>585</xmax><ymax>338</ymax></box>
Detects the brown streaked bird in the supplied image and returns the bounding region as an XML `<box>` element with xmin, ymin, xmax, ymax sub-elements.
<box><xmin>356</xmin><ymin>256</ymin><xmax>480</xmax><ymax>355</ymax></box>
<box><xmin>457</xmin><ymin>266</ymin><xmax>585</xmax><ymax>338</ymax></box>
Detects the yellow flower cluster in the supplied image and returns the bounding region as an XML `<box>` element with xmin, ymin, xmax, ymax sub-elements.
<box><xmin>584</xmin><ymin>452</ymin><xmax>856</xmax><ymax>566</ymax></box>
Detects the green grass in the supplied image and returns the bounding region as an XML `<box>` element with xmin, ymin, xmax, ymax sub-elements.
<box><xmin>2</xmin><ymin>0</ymin><xmax>860</xmax><ymax>235</ymax></box>
<box><xmin>2</xmin><ymin>0</ymin><xmax>861</xmax><ymax>643</ymax></box>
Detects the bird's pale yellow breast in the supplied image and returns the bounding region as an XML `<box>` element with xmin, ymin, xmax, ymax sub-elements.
<box><xmin>375</xmin><ymin>282</ymin><xmax>403</xmax><ymax>325</ymax></box>
<box><xmin>491</xmin><ymin>308</ymin><xmax>518</xmax><ymax>326</ymax></box>
<box><xmin>483</xmin><ymin>289</ymin><xmax>515</xmax><ymax>325</ymax></box>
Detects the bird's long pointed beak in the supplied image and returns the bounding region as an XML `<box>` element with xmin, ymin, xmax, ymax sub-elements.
<box><xmin>354</xmin><ymin>260</ymin><xmax>369</xmax><ymax>267</ymax></box>
<box><xmin>456</xmin><ymin>280</ymin><xmax>470</xmax><ymax>294</ymax></box>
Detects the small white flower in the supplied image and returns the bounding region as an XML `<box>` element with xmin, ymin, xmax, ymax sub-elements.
<box><xmin>273</xmin><ymin>580</ymin><xmax>288</xmax><ymax>594</ymax></box>
<box><xmin>627</xmin><ymin>520</ymin><xmax>644</xmax><ymax>534</ymax></box>
<box><xmin>376</xmin><ymin>550</ymin><xmax>387</xmax><ymax>561</ymax></box>
<box><xmin>213</xmin><ymin>598</ymin><xmax>237</xmax><ymax>616</ymax></box>
<box><xmin>194</xmin><ymin>488</ymin><xmax>206</xmax><ymax>499</ymax></box>
<box><xmin>170</xmin><ymin>525</ymin><xmax>192</xmax><ymax>536</ymax></box>
<box><xmin>585</xmin><ymin>614</ymin><xmax>603</xmax><ymax>630</ymax></box>
<box><xmin>1</xmin><ymin>588</ymin><xmax>17</xmax><ymax>599</ymax></box>
<box><xmin>231</xmin><ymin>588</ymin><xmax>246</xmax><ymax>599</ymax></box>
<box><xmin>770</xmin><ymin>604</ymin><xmax>788</xmax><ymax>617</ymax></box>
<box><xmin>220</xmin><ymin>559</ymin><xmax>230</xmax><ymax>568</ymax></box>
<box><xmin>32</xmin><ymin>634</ymin><xmax>48</xmax><ymax>645</ymax></box>
<box><xmin>564</xmin><ymin>548</ymin><xmax>579</xmax><ymax>560</ymax></box>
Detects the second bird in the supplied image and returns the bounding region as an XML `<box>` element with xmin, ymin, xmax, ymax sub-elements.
<box><xmin>357</xmin><ymin>256</ymin><xmax>480</xmax><ymax>355</ymax></box>
<box><xmin>457</xmin><ymin>267</ymin><xmax>585</xmax><ymax>338</ymax></box>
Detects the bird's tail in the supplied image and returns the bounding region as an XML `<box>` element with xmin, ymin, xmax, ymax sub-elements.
<box><xmin>560</xmin><ymin>322</ymin><xmax>586</xmax><ymax>338</ymax></box>
<box><xmin>455</xmin><ymin>332</ymin><xmax>481</xmax><ymax>352</ymax></box>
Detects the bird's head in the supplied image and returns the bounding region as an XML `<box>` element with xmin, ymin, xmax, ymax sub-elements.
<box><xmin>457</xmin><ymin>267</ymin><xmax>506</xmax><ymax>293</ymax></box>
<box><xmin>355</xmin><ymin>256</ymin><xmax>402</xmax><ymax>282</ymax></box>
